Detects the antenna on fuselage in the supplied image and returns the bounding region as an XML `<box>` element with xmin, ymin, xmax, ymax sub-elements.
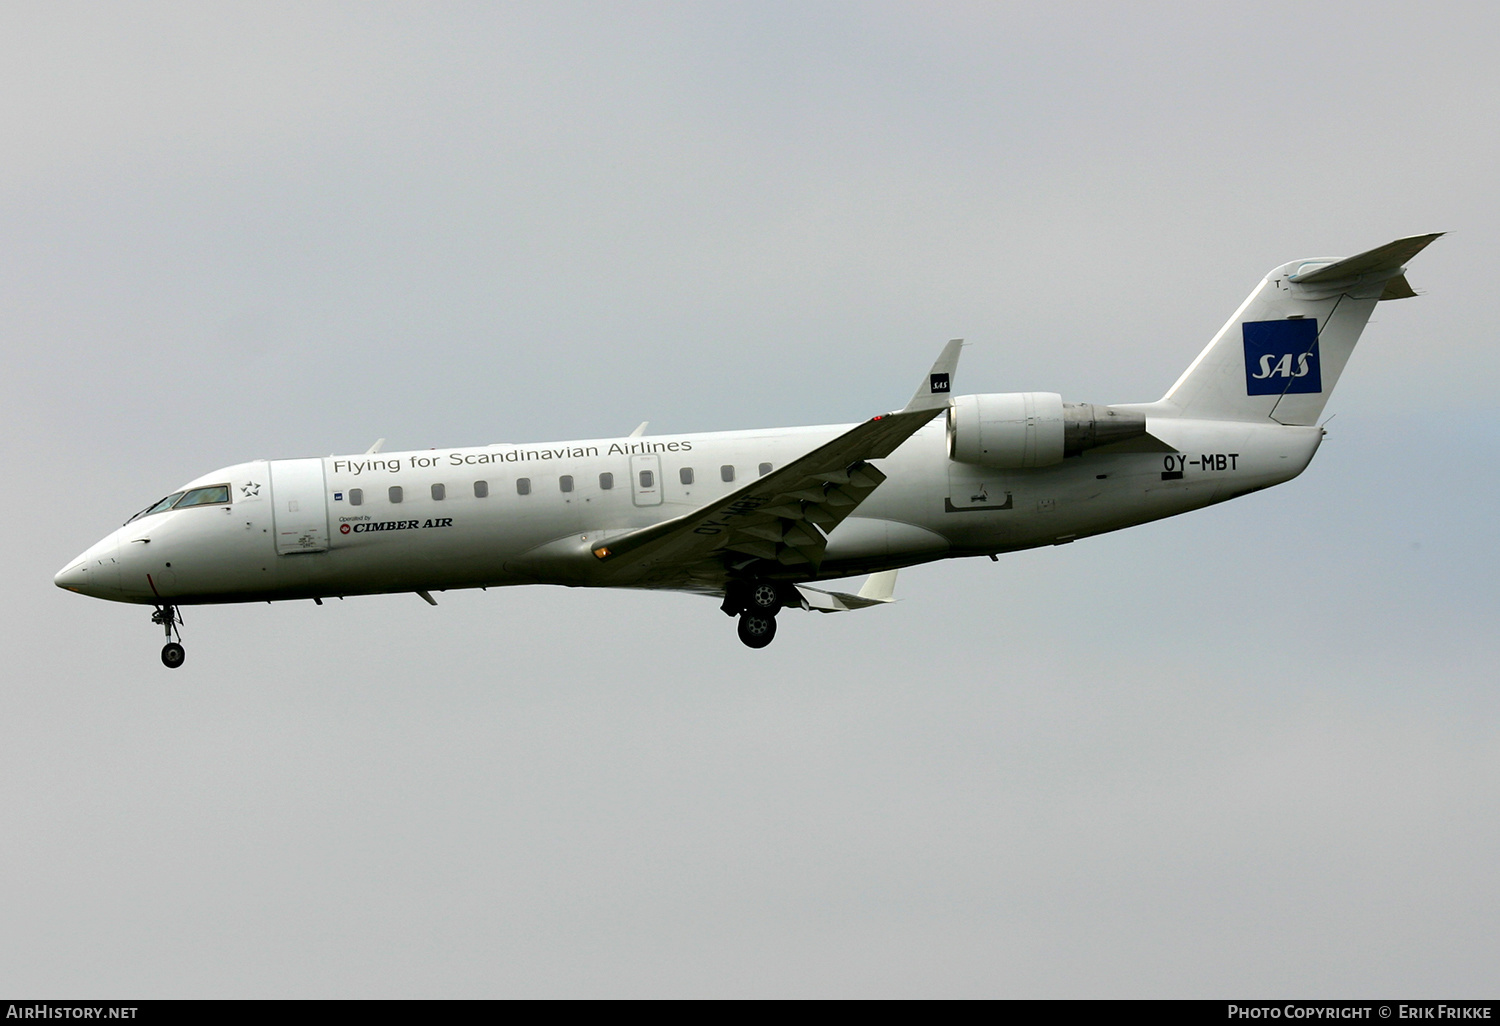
<box><xmin>629</xmin><ymin>422</ymin><xmax>648</xmax><ymax>438</ymax></box>
<box><xmin>365</xmin><ymin>438</ymin><xmax>386</xmax><ymax>454</ymax></box>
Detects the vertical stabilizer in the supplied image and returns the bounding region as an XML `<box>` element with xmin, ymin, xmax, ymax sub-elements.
<box><xmin>1151</xmin><ymin>234</ymin><xmax>1442</xmax><ymax>424</ymax></box>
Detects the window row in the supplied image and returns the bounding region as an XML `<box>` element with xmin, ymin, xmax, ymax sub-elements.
<box><xmin>344</xmin><ymin>463</ymin><xmax>774</xmax><ymax>506</ymax></box>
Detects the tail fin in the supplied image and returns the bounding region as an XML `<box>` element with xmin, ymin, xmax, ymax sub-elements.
<box><xmin>1153</xmin><ymin>233</ymin><xmax>1443</xmax><ymax>424</ymax></box>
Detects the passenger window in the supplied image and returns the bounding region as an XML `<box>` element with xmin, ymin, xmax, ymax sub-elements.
<box><xmin>560</xmin><ymin>475</ymin><xmax>574</xmax><ymax>493</ymax></box>
<box><xmin>680</xmin><ymin>467</ymin><xmax>694</xmax><ymax>485</ymax></box>
<box><xmin>517</xmin><ymin>478</ymin><xmax>531</xmax><ymax>496</ymax></box>
<box><xmin>721</xmin><ymin>465</ymin><xmax>735</xmax><ymax>483</ymax></box>
<box><xmin>349</xmin><ymin>488</ymin><xmax>363</xmax><ymax>507</ymax></box>
<box><xmin>599</xmin><ymin>472</ymin><xmax>614</xmax><ymax>490</ymax></box>
<box><xmin>639</xmin><ymin>470</ymin><xmax>654</xmax><ymax>488</ymax></box>
<box><xmin>759</xmin><ymin>462</ymin><xmax>772</xmax><ymax>477</ymax></box>
<box><xmin>431</xmin><ymin>483</ymin><xmax>446</xmax><ymax>501</ymax></box>
<box><xmin>176</xmin><ymin>485</ymin><xmax>231</xmax><ymax>508</ymax></box>
<box><xmin>473</xmin><ymin>480</ymin><xmax>488</xmax><ymax>499</ymax></box>
<box><xmin>389</xmin><ymin>486</ymin><xmax>403</xmax><ymax>504</ymax></box>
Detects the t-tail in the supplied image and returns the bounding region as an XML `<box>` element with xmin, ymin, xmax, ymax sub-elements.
<box><xmin>1148</xmin><ymin>233</ymin><xmax>1443</xmax><ymax>425</ymax></box>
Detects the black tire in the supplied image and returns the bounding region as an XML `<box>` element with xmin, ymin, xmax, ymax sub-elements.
<box><xmin>747</xmin><ymin>581</ymin><xmax>783</xmax><ymax>615</ymax></box>
<box><xmin>161</xmin><ymin>642</ymin><xmax>186</xmax><ymax>669</ymax></box>
<box><xmin>737</xmin><ymin>613</ymin><xmax>777</xmax><ymax>649</ymax></box>
<box><xmin>721</xmin><ymin>580</ymin><xmax>749</xmax><ymax>616</ymax></box>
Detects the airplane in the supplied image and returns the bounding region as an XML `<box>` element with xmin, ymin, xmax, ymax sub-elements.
<box><xmin>55</xmin><ymin>233</ymin><xmax>1442</xmax><ymax>666</ymax></box>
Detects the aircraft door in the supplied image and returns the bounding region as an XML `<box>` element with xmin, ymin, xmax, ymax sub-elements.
<box><xmin>630</xmin><ymin>454</ymin><xmax>663</xmax><ymax>507</ymax></box>
<box><xmin>269</xmin><ymin>458</ymin><xmax>330</xmax><ymax>554</ymax></box>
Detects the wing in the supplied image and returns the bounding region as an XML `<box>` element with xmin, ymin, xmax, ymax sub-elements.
<box><xmin>797</xmin><ymin>569</ymin><xmax>900</xmax><ymax>612</ymax></box>
<box><xmin>588</xmin><ymin>406</ymin><xmax>945</xmax><ymax>587</ymax></box>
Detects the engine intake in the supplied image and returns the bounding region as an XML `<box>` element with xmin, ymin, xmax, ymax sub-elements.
<box><xmin>948</xmin><ymin>393</ymin><xmax>1147</xmax><ymax>469</ymax></box>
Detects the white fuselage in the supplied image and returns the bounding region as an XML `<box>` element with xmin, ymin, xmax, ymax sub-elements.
<box><xmin>55</xmin><ymin>412</ymin><xmax>1323</xmax><ymax>607</ymax></box>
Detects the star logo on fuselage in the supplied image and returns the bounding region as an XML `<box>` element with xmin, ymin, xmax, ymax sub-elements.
<box><xmin>241</xmin><ymin>482</ymin><xmax>261</xmax><ymax>497</ymax></box>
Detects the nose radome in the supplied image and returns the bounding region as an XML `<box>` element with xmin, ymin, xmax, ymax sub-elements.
<box><xmin>54</xmin><ymin>560</ymin><xmax>89</xmax><ymax>591</ymax></box>
<box><xmin>54</xmin><ymin>534</ymin><xmax>123</xmax><ymax>600</ymax></box>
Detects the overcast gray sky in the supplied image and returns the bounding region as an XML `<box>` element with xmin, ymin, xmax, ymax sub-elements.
<box><xmin>4</xmin><ymin>1</ymin><xmax>1497</xmax><ymax>998</ymax></box>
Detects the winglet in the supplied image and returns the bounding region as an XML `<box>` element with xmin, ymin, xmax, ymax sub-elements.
<box><xmin>856</xmin><ymin>569</ymin><xmax>898</xmax><ymax>602</ymax></box>
<box><xmin>796</xmin><ymin>570</ymin><xmax>899</xmax><ymax>613</ymax></box>
<box><xmin>903</xmin><ymin>339</ymin><xmax>962</xmax><ymax>412</ymax></box>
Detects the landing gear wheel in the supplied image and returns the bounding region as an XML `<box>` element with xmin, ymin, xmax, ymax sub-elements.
<box><xmin>737</xmin><ymin>612</ymin><xmax>777</xmax><ymax>649</ymax></box>
<box><xmin>747</xmin><ymin>581</ymin><xmax>783</xmax><ymax>615</ymax></box>
<box><xmin>152</xmin><ymin>604</ymin><xmax>185</xmax><ymax>668</ymax></box>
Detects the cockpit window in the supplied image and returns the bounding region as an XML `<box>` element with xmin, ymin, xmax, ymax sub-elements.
<box><xmin>176</xmin><ymin>485</ymin><xmax>231</xmax><ymax>509</ymax></box>
<box><xmin>125</xmin><ymin>484</ymin><xmax>230</xmax><ymax>523</ymax></box>
<box><xmin>128</xmin><ymin>492</ymin><xmax>185</xmax><ymax>523</ymax></box>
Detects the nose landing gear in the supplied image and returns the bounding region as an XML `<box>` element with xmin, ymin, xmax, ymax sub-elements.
<box><xmin>152</xmin><ymin>604</ymin><xmax>185</xmax><ymax>669</ymax></box>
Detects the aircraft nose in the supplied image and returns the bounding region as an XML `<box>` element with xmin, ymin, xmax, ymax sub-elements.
<box><xmin>54</xmin><ymin>559</ymin><xmax>90</xmax><ymax>591</ymax></box>
<box><xmin>55</xmin><ymin>534</ymin><xmax>122</xmax><ymax>599</ymax></box>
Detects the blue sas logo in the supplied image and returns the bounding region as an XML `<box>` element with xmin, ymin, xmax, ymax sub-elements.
<box><xmin>1243</xmin><ymin>319</ymin><xmax>1321</xmax><ymax>396</ymax></box>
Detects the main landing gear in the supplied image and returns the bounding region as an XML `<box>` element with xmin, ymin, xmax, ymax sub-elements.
<box><xmin>722</xmin><ymin>580</ymin><xmax>789</xmax><ymax>650</ymax></box>
<box><xmin>152</xmin><ymin>604</ymin><xmax>185</xmax><ymax>669</ymax></box>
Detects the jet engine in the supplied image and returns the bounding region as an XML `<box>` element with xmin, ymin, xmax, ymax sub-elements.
<box><xmin>947</xmin><ymin>392</ymin><xmax>1147</xmax><ymax>469</ymax></box>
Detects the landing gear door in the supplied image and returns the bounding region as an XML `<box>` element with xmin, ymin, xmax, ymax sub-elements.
<box><xmin>630</xmin><ymin>454</ymin><xmax>663</xmax><ymax>507</ymax></box>
<box><xmin>270</xmin><ymin>458</ymin><xmax>330</xmax><ymax>554</ymax></box>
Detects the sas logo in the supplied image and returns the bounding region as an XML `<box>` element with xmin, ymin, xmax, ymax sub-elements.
<box><xmin>1243</xmin><ymin>319</ymin><xmax>1321</xmax><ymax>396</ymax></box>
<box><xmin>930</xmin><ymin>372</ymin><xmax>951</xmax><ymax>394</ymax></box>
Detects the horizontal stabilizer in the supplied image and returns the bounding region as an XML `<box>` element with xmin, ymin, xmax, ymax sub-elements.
<box><xmin>1288</xmin><ymin>232</ymin><xmax>1444</xmax><ymax>285</ymax></box>
<box><xmin>1379</xmin><ymin>274</ymin><xmax>1418</xmax><ymax>301</ymax></box>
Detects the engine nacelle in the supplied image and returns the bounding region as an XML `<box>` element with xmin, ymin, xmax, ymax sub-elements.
<box><xmin>948</xmin><ymin>392</ymin><xmax>1065</xmax><ymax>468</ymax></box>
<box><xmin>948</xmin><ymin>393</ymin><xmax>1147</xmax><ymax>469</ymax></box>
